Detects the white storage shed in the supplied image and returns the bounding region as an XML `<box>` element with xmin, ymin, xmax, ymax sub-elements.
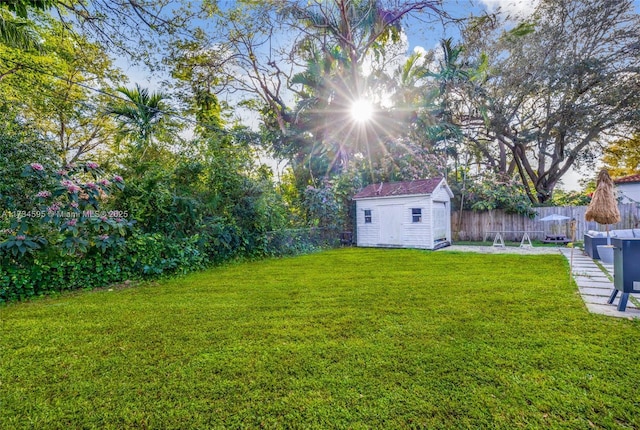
<box><xmin>353</xmin><ymin>177</ymin><xmax>453</xmax><ymax>250</ymax></box>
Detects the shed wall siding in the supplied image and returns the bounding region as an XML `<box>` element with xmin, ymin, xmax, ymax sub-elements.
<box><xmin>355</xmin><ymin>201</ymin><xmax>380</xmax><ymax>246</ymax></box>
<box><xmin>432</xmin><ymin>183</ymin><xmax>452</xmax><ymax>243</ymax></box>
<box><xmin>432</xmin><ymin>184</ymin><xmax>452</xmax><ymax>201</ymax></box>
<box><xmin>356</xmin><ymin>196</ymin><xmax>434</xmax><ymax>249</ymax></box>
<box><xmin>402</xmin><ymin>197</ymin><xmax>432</xmax><ymax>248</ymax></box>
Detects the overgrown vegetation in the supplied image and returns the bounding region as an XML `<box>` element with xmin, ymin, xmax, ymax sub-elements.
<box><xmin>0</xmin><ymin>130</ymin><xmax>339</xmax><ymax>303</ymax></box>
<box><xmin>2</xmin><ymin>248</ymin><xmax>639</xmax><ymax>429</ymax></box>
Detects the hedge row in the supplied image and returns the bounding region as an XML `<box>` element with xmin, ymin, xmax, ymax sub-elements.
<box><xmin>1</xmin><ymin>228</ymin><xmax>340</xmax><ymax>303</ymax></box>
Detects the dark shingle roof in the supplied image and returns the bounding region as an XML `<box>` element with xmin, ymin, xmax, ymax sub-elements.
<box><xmin>353</xmin><ymin>178</ymin><xmax>444</xmax><ymax>199</ymax></box>
<box><xmin>614</xmin><ymin>174</ymin><xmax>640</xmax><ymax>184</ymax></box>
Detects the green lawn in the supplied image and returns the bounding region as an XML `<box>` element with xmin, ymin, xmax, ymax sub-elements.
<box><xmin>2</xmin><ymin>248</ymin><xmax>639</xmax><ymax>429</ymax></box>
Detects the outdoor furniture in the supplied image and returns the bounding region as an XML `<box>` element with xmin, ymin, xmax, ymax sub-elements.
<box><xmin>607</xmin><ymin>238</ymin><xmax>640</xmax><ymax>311</ymax></box>
<box><xmin>542</xmin><ymin>234</ymin><xmax>570</xmax><ymax>245</ymax></box>
<box><xmin>584</xmin><ymin>233</ymin><xmax>608</xmax><ymax>259</ymax></box>
<box><xmin>584</xmin><ymin>229</ymin><xmax>640</xmax><ymax>259</ymax></box>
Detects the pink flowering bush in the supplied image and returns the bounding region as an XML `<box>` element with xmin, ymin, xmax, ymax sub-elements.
<box><xmin>1</xmin><ymin>162</ymin><xmax>131</xmax><ymax>257</ymax></box>
<box><xmin>61</xmin><ymin>179</ymin><xmax>82</xmax><ymax>194</ymax></box>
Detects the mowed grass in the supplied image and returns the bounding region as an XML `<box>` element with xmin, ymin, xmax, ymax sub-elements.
<box><xmin>2</xmin><ymin>248</ymin><xmax>640</xmax><ymax>429</ymax></box>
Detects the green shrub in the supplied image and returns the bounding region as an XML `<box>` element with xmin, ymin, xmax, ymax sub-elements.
<box><xmin>0</xmin><ymin>250</ymin><xmax>129</xmax><ymax>303</ymax></box>
<box><xmin>124</xmin><ymin>232</ymin><xmax>206</xmax><ymax>276</ymax></box>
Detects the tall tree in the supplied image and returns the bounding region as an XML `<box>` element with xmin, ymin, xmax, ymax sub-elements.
<box><xmin>107</xmin><ymin>84</ymin><xmax>175</xmax><ymax>156</ymax></box>
<box><xmin>166</xmin><ymin>38</ymin><xmax>227</xmax><ymax>135</ymax></box>
<box><xmin>172</xmin><ymin>1</ymin><xmax>447</xmax><ymax>178</ymax></box>
<box><xmin>457</xmin><ymin>0</ymin><xmax>640</xmax><ymax>204</ymax></box>
<box><xmin>1</xmin><ymin>0</ymin><xmax>193</xmax><ymax>69</ymax></box>
<box><xmin>0</xmin><ymin>15</ymin><xmax>124</xmax><ymax>163</ymax></box>
<box><xmin>602</xmin><ymin>135</ymin><xmax>640</xmax><ymax>178</ymax></box>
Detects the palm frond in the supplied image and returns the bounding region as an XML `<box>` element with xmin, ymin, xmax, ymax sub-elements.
<box><xmin>0</xmin><ymin>11</ymin><xmax>42</xmax><ymax>51</ymax></box>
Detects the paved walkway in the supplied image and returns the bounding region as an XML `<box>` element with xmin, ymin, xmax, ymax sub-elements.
<box><xmin>558</xmin><ymin>248</ymin><xmax>640</xmax><ymax>319</ymax></box>
<box><xmin>439</xmin><ymin>245</ymin><xmax>640</xmax><ymax>319</ymax></box>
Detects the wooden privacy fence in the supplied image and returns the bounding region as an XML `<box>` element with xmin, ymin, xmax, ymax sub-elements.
<box><xmin>452</xmin><ymin>203</ymin><xmax>640</xmax><ymax>242</ymax></box>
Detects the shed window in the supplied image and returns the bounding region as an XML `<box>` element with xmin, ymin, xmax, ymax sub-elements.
<box><xmin>364</xmin><ymin>209</ymin><xmax>372</xmax><ymax>223</ymax></box>
<box><xmin>411</xmin><ymin>208</ymin><xmax>422</xmax><ymax>223</ymax></box>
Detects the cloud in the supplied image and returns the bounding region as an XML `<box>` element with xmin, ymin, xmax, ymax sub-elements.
<box><xmin>478</xmin><ymin>0</ymin><xmax>539</xmax><ymax>19</ymax></box>
<box><xmin>413</xmin><ymin>45</ymin><xmax>428</xmax><ymax>58</ymax></box>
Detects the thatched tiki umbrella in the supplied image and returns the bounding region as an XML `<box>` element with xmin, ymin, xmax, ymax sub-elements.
<box><xmin>585</xmin><ymin>169</ymin><xmax>621</xmax><ymax>245</ymax></box>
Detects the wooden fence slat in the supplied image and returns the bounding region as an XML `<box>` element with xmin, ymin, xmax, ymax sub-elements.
<box><xmin>451</xmin><ymin>204</ymin><xmax>640</xmax><ymax>242</ymax></box>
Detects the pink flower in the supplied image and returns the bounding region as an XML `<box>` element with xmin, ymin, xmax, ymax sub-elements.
<box><xmin>56</xmin><ymin>169</ymin><xmax>68</xmax><ymax>176</ymax></box>
<box><xmin>85</xmin><ymin>182</ymin><xmax>98</xmax><ymax>190</ymax></box>
<box><xmin>99</xmin><ymin>179</ymin><xmax>111</xmax><ymax>186</ymax></box>
<box><xmin>86</xmin><ymin>162</ymin><xmax>99</xmax><ymax>169</ymax></box>
<box><xmin>30</xmin><ymin>163</ymin><xmax>44</xmax><ymax>171</ymax></box>
<box><xmin>99</xmin><ymin>234</ymin><xmax>109</xmax><ymax>241</ymax></box>
<box><xmin>16</xmin><ymin>235</ymin><xmax>26</xmax><ymax>241</ymax></box>
<box><xmin>48</xmin><ymin>203</ymin><xmax>61</xmax><ymax>212</ymax></box>
<box><xmin>36</xmin><ymin>191</ymin><xmax>51</xmax><ymax>198</ymax></box>
<box><xmin>116</xmin><ymin>218</ymin><xmax>124</xmax><ymax>223</ymax></box>
<box><xmin>67</xmin><ymin>219</ymin><xmax>77</xmax><ymax>226</ymax></box>
<box><xmin>113</xmin><ymin>175</ymin><xmax>124</xmax><ymax>183</ymax></box>
<box><xmin>62</xmin><ymin>180</ymin><xmax>81</xmax><ymax>194</ymax></box>
<box><xmin>100</xmin><ymin>216</ymin><xmax>108</xmax><ymax>222</ymax></box>
<box><xmin>70</xmin><ymin>202</ymin><xmax>79</xmax><ymax>208</ymax></box>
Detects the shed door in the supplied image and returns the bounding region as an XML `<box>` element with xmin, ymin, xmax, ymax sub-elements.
<box><xmin>433</xmin><ymin>201</ymin><xmax>448</xmax><ymax>241</ymax></box>
<box><xmin>379</xmin><ymin>205</ymin><xmax>403</xmax><ymax>245</ymax></box>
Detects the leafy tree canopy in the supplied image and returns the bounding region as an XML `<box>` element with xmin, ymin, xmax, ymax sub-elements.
<box><xmin>455</xmin><ymin>0</ymin><xmax>640</xmax><ymax>204</ymax></box>
<box><xmin>602</xmin><ymin>134</ymin><xmax>640</xmax><ymax>179</ymax></box>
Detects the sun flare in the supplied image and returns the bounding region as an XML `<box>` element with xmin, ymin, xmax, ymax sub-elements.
<box><xmin>350</xmin><ymin>99</ymin><xmax>373</xmax><ymax>123</ymax></box>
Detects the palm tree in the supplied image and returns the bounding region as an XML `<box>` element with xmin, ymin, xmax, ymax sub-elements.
<box><xmin>107</xmin><ymin>84</ymin><xmax>171</xmax><ymax>155</ymax></box>
<box><xmin>0</xmin><ymin>0</ymin><xmax>55</xmax><ymax>50</ymax></box>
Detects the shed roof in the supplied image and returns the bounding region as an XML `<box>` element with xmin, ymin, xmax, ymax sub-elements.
<box><xmin>353</xmin><ymin>177</ymin><xmax>446</xmax><ymax>199</ymax></box>
<box><xmin>614</xmin><ymin>174</ymin><xmax>640</xmax><ymax>184</ymax></box>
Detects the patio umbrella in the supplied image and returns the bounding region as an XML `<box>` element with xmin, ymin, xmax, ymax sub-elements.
<box><xmin>539</xmin><ymin>213</ymin><xmax>571</xmax><ymax>237</ymax></box>
<box><xmin>585</xmin><ymin>169</ymin><xmax>621</xmax><ymax>245</ymax></box>
<box><xmin>539</xmin><ymin>214</ymin><xmax>571</xmax><ymax>222</ymax></box>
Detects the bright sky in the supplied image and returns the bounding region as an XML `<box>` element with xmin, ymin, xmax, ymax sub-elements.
<box><xmin>120</xmin><ymin>0</ymin><xmax>639</xmax><ymax>191</ymax></box>
<box><xmin>478</xmin><ymin>0</ymin><xmax>539</xmax><ymax>16</ymax></box>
